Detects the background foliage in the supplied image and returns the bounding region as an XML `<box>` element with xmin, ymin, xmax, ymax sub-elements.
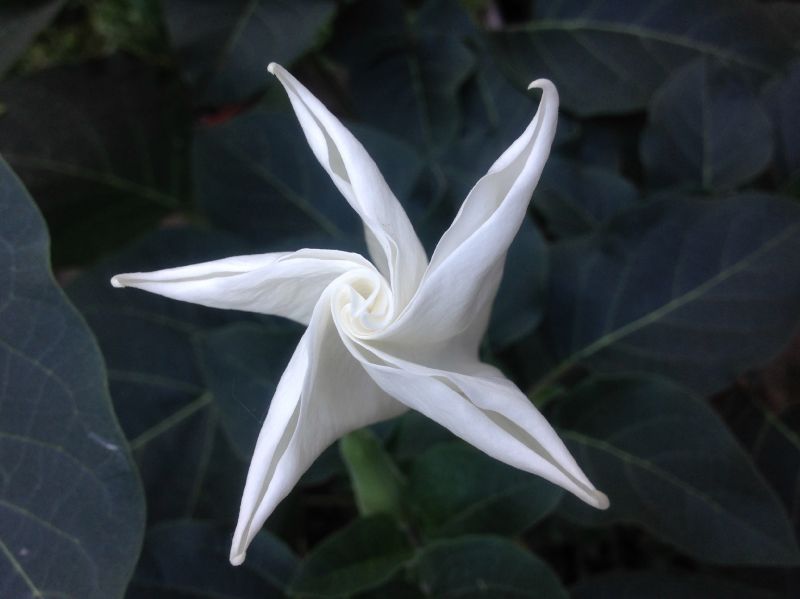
<box><xmin>1</xmin><ymin>0</ymin><xmax>800</xmax><ymax>597</ymax></box>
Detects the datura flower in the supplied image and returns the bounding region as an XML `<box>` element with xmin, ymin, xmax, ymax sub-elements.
<box><xmin>111</xmin><ymin>63</ymin><xmax>609</xmax><ymax>565</ymax></box>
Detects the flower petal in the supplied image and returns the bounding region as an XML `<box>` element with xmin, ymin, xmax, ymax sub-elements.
<box><xmin>338</xmin><ymin>331</ymin><xmax>607</xmax><ymax>510</ymax></box>
<box><xmin>268</xmin><ymin>63</ymin><xmax>427</xmax><ymax>310</ymax></box>
<box><xmin>380</xmin><ymin>80</ymin><xmax>558</xmax><ymax>346</ymax></box>
<box><xmin>110</xmin><ymin>248</ymin><xmax>371</xmax><ymax>324</ymax></box>
<box><xmin>230</xmin><ymin>290</ymin><xmax>406</xmax><ymax>565</ymax></box>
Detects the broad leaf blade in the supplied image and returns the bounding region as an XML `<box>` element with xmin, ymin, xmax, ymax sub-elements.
<box><xmin>0</xmin><ymin>56</ymin><xmax>189</xmax><ymax>266</ymax></box>
<box><xmin>641</xmin><ymin>59</ymin><xmax>773</xmax><ymax>191</ymax></box>
<box><xmin>0</xmin><ymin>157</ymin><xmax>144</xmax><ymax>598</ymax></box>
<box><xmin>545</xmin><ymin>194</ymin><xmax>800</xmax><ymax>394</ymax></box>
<box><xmin>68</xmin><ymin>228</ymin><xmax>245</xmax><ymax>523</ymax></box>
<box><xmin>289</xmin><ymin>515</ymin><xmax>413</xmax><ymax>598</ymax></box>
<box><xmin>490</xmin><ymin>0</ymin><xmax>795</xmax><ymax>115</ymax></box>
<box><xmin>554</xmin><ymin>375</ymin><xmax>800</xmax><ymax>565</ymax></box>
<box><xmin>407</xmin><ymin>443</ymin><xmax>562</xmax><ymax>538</ymax></box>
<box><xmin>128</xmin><ymin>520</ymin><xmax>297</xmax><ymax>598</ymax></box>
<box><xmin>164</xmin><ymin>0</ymin><xmax>336</xmax><ymax>106</ymax></box>
<box><xmin>415</xmin><ymin>536</ymin><xmax>567</xmax><ymax>599</ymax></box>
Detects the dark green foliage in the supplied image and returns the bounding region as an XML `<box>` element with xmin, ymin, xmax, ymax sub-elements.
<box><xmin>3</xmin><ymin>0</ymin><xmax>800</xmax><ymax>596</ymax></box>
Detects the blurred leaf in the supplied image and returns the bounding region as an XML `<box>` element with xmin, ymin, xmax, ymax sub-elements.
<box><xmin>194</xmin><ymin>108</ymin><xmax>360</xmax><ymax>248</ymax></box>
<box><xmin>128</xmin><ymin>520</ymin><xmax>297</xmax><ymax>598</ymax></box>
<box><xmin>490</xmin><ymin>0</ymin><xmax>795</xmax><ymax>116</ymax></box>
<box><xmin>641</xmin><ymin>59</ymin><xmax>773</xmax><ymax>191</ymax></box>
<box><xmin>536</xmin><ymin>156</ymin><xmax>640</xmax><ymax>238</ymax></box>
<box><xmin>164</xmin><ymin>0</ymin><xmax>336</xmax><ymax>106</ymax></box>
<box><xmin>199</xmin><ymin>321</ymin><xmax>300</xmax><ymax>460</ymax></box>
<box><xmin>414</xmin><ymin>536</ymin><xmax>567</xmax><ymax>598</ymax></box>
<box><xmin>330</xmin><ymin>0</ymin><xmax>475</xmax><ymax>153</ymax></box>
<box><xmin>0</xmin><ymin>0</ymin><xmax>65</xmax><ymax>75</ymax></box>
<box><xmin>0</xmin><ymin>55</ymin><xmax>189</xmax><ymax>266</ymax></box>
<box><xmin>341</xmin><ymin>429</ymin><xmax>405</xmax><ymax>519</ymax></box>
<box><xmin>68</xmin><ymin>228</ymin><xmax>245</xmax><ymax>522</ymax></box>
<box><xmin>407</xmin><ymin>443</ymin><xmax>562</xmax><ymax>538</ymax></box>
<box><xmin>572</xmin><ymin>571</ymin><xmax>780</xmax><ymax>599</ymax></box>
<box><xmin>762</xmin><ymin>61</ymin><xmax>800</xmax><ymax>188</ymax></box>
<box><xmin>0</xmin><ymin>158</ymin><xmax>144</xmax><ymax>598</ymax></box>
<box><xmin>544</xmin><ymin>194</ymin><xmax>800</xmax><ymax>394</ymax></box>
<box><xmin>390</xmin><ymin>411</ymin><xmax>455</xmax><ymax>462</ymax></box>
<box><xmin>488</xmin><ymin>218</ymin><xmax>549</xmax><ymax>349</ymax></box>
<box><xmin>554</xmin><ymin>375</ymin><xmax>800</xmax><ymax>565</ymax></box>
<box><xmin>289</xmin><ymin>515</ymin><xmax>413</xmax><ymax>598</ymax></box>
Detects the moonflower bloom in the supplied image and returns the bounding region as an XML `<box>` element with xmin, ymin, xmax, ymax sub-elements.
<box><xmin>112</xmin><ymin>63</ymin><xmax>609</xmax><ymax>565</ymax></box>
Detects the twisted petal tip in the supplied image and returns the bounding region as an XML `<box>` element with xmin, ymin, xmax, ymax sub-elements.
<box><xmin>267</xmin><ymin>62</ymin><xmax>279</xmax><ymax>75</ymax></box>
<box><xmin>528</xmin><ymin>78</ymin><xmax>556</xmax><ymax>93</ymax></box>
<box><xmin>110</xmin><ymin>275</ymin><xmax>124</xmax><ymax>288</ymax></box>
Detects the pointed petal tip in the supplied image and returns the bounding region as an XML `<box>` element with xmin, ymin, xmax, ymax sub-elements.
<box><xmin>592</xmin><ymin>489</ymin><xmax>610</xmax><ymax>510</ymax></box>
<box><xmin>229</xmin><ymin>551</ymin><xmax>245</xmax><ymax>566</ymax></box>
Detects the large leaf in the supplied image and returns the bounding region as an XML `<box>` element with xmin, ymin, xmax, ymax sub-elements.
<box><xmin>128</xmin><ymin>520</ymin><xmax>297</xmax><ymax>598</ymax></box>
<box><xmin>407</xmin><ymin>443</ymin><xmax>562</xmax><ymax>538</ymax></box>
<box><xmin>0</xmin><ymin>158</ymin><xmax>144</xmax><ymax>598</ymax></box>
<box><xmin>414</xmin><ymin>536</ymin><xmax>567</xmax><ymax>599</ymax></box>
<box><xmin>164</xmin><ymin>0</ymin><xmax>336</xmax><ymax>106</ymax></box>
<box><xmin>490</xmin><ymin>0</ymin><xmax>795</xmax><ymax>116</ymax></box>
<box><xmin>641</xmin><ymin>59</ymin><xmax>773</xmax><ymax>191</ymax></box>
<box><xmin>572</xmin><ymin>571</ymin><xmax>780</xmax><ymax>599</ymax></box>
<box><xmin>0</xmin><ymin>0</ymin><xmax>65</xmax><ymax>76</ymax></box>
<box><xmin>289</xmin><ymin>515</ymin><xmax>413</xmax><ymax>598</ymax></box>
<box><xmin>0</xmin><ymin>55</ymin><xmax>189</xmax><ymax>266</ymax></box>
<box><xmin>535</xmin><ymin>156</ymin><xmax>640</xmax><ymax>238</ymax></box>
<box><xmin>67</xmin><ymin>228</ymin><xmax>246</xmax><ymax>523</ymax></box>
<box><xmin>330</xmin><ymin>0</ymin><xmax>475</xmax><ymax>154</ymax></box>
<box><xmin>193</xmin><ymin>108</ymin><xmax>422</xmax><ymax>250</ymax></box>
<box><xmin>553</xmin><ymin>375</ymin><xmax>800</xmax><ymax>565</ymax></box>
<box><xmin>762</xmin><ymin>61</ymin><xmax>800</xmax><ymax>188</ymax></box>
<box><xmin>544</xmin><ymin>194</ymin><xmax>800</xmax><ymax>394</ymax></box>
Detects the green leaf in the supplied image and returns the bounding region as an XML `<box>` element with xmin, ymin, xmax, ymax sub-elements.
<box><xmin>544</xmin><ymin>194</ymin><xmax>800</xmax><ymax>394</ymax></box>
<box><xmin>0</xmin><ymin>55</ymin><xmax>189</xmax><ymax>266</ymax></box>
<box><xmin>490</xmin><ymin>0</ymin><xmax>796</xmax><ymax>116</ymax></box>
<box><xmin>0</xmin><ymin>157</ymin><xmax>144</xmax><ymax>598</ymax></box>
<box><xmin>67</xmin><ymin>228</ymin><xmax>246</xmax><ymax>522</ymax></box>
<box><xmin>0</xmin><ymin>0</ymin><xmax>65</xmax><ymax>76</ymax></box>
<box><xmin>330</xmin><ymin>0</ymin><xmax>475</xmax><ymax>153</ymax></box>
<box><xmin>289</xmin><ymin>515</ymin><xmax>413</xmax><ymax>598</ymax></box>
<box><xmin>164</xmin><ymin>0</ymin><xmax>336</xmax><ymax>106</ymax></box>
<box><xmin>536</xmin><ymin>156</ymin><xmax>640</xmax><ymax>238</ymax></box>
<box><xmin>407</xmin><ymin>443</ymin><xmax>562</xmax><ymax>538</ymax></box>
<box><xmin>128</xmin><ymin>520</ymin><xmax>297</xmax><ymax>598</ymax></box>
<box><xmin>553</xmin><ymin>375</ymin><xmax>800</xmax><ymax>565</ymax></box>
<box><xmin>199</xmin><ymin>321</ymin><xmax>300</xmax><ymax>460</ymax></box>
<box><xmin>194</xmin><ymin>108</ymin><xmax>380</xmax><ymax>248</ymax></box>
<box><xmin>414</xmin><ymin>536</ymin><xmax>567</xmax><ymax>599</ymax></box>
<box><xmin>571</xmin><ymin>571</ymin><xmax>781</xmax><ymax>599</ymax></box>
<box><xmin>390</xmin><ymin>411</ymin><xmax>455</xmax><ymax>462</ymax></box>
<box><xmin>641</xmin><ymin>59</ymin><xmax>773</xmax><ymax>191</ymax></box>
<box><xmin>762</xmin><ymin>60</ymin><xmax>800</xmax><ymax>188</ymax></box>
<box><xmin>341</xmin><ymin>429</ymin><xmax>405</xmax><ymax>519</ymax></box>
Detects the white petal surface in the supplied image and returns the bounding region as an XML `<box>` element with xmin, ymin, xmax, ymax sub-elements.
<box><xmin>111</xmin><ymin>249</ymin><xmax>371</xmax><ymax>325</ymax></box>
<box><xmin>268</xmin><ymin>63</ymin><xmax>428</xmax><ymax>310</ymax></box>
<box><xmin>230</xmin><ymin>290</ymin><xmax>407</xmax><ymax>565</ymax></box>
<box><xmin>337</xmin><ymin>328</ymin><xmax>608</xmax><ymax>510</ymax></box>
<box><xmin>380</xmin><ymin>80</ymin><xmax>559</xmax><ymax>346</ymax></box>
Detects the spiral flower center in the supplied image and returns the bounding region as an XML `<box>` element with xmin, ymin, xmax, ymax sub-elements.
<box><xmin>333</xmin><ymin>267</ymin><xmax>394</xmax><ymax>336</ymax></box>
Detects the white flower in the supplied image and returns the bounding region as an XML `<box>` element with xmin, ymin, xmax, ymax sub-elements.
<box><xmin>111</xmin><ymin>63</ymin><xmax>608</xmax><ymax>566</ymax></box>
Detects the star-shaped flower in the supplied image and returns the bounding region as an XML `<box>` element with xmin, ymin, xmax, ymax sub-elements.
<box><xmin>112</xmin><ymin>63</ymin><xmax>608</xmax><ymax>565</ymax></box>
